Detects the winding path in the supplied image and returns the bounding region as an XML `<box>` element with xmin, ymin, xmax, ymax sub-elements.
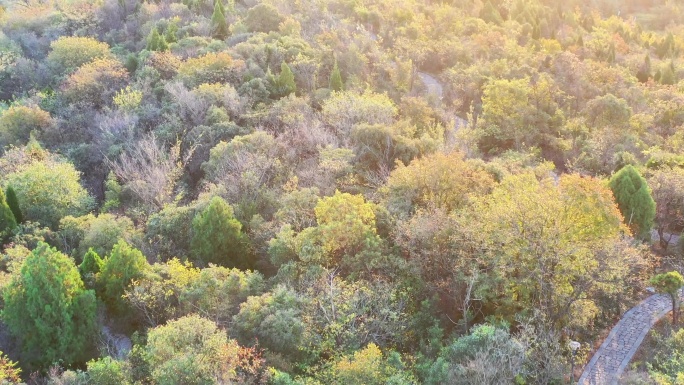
<box><xmin>416</xmin><ymin>72</ymin><xmax>468</xmax><ymax>131</ymax></box>
<box><xmin>417</xmin><ymin>72</ymin><xmax>444</xmax><ymax>99</ymax></box>
<box><xmin>578</xmin><ymin>291</ymin><xmax>683</xmax><ymax>384</ymax></box>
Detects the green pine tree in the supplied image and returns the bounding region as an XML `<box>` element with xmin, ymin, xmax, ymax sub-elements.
<box><xmin>165</xmin><ymin>23</ymin><xmax>178</xmax><ymax>44</ymax></box>
<box><xmin>147</xmin><ymin>27</ymin><xmax>169</xmax><ymax>51</ymax></box>
<box><xmin>480</xmin><ymin>0</ymin><xmax>503</xmax><ymax>24</ymax></box>
<box><xmin>0</xmin><ymin>188</ymin><xmax>17</xmax><ymax>243</ymax></box>
<box><xmin>657</xmin><ymin>32</ymin><xmax>675</xmax><ymax>59</ymax></box>
<box><xmin>79</xmin><ymin>248</ymin><xmax>104</xmax><ymax>289</ymax></box>
<box><xmin>329</xmin><ymin>60</ymin><xmax>343</xmax><ymax>91</ymax></box>
<box><xmin>2</xmin><ymin>242</ymin><xmax>98</xmax><ymax>370</ymax></box>
<box><xmin>147</xmin><ymin>28</ymin><xmax>168</xmax><ymax>51</ymax></box>
<box><xmin>636</xmin><ymin>54</ymin><xmax>651</xmax><ymax>83</ymax></box>
<box><xmin>102</xmin><ymin>172</ymin><xmax>122</xmax><ymax>213</ymax></box>
<box><xmin>5</xmin><ymin>186</ymin><xmax>22</xmax><ymax>224</ymax></box>
<box><xmin>98</xmin><ymin>240</ymin><xmax>149</xmax><ymax>315</ymax></box>
<box><xmin>191</xmin><ymin>196</ymin><xmax>249</xmax><ymax>268</ymax></box>
<box><xmin>271</xmin><ymin>61</ymin><xmax>296</xmax><ymax>98</ymax></box>
<box><xmin>607</xmin><ymin>43</ymin><xmax>616</xmax><ymax>63</ymax></box>
<box><xmin>125</xmin><ymin>54</ymin><xmax>139</xmax><ymax>74</ymax></box>
<box><xmin>158</xmin><ymin>34</ymin><xmax>168</xmax><ymax>51</ymax></box>
<box><xmin>650</xmin><ymin>271</ymin><xmax>684</xmax><ymax>324</ymax></box>
<box><xmin>147</xmin><ymin>28</ymin><xmax>160</xmax><ymax>51</ymax></box>
<box><xmin>660</xmin><ymin>63</ymin><xmax>676</xmax><ymax>85</ymax></box>
<box><xmin>608</xmin><ymin>165</ymin><xmax>656</xmax><ymax>240</ymax></box>
<box><xmin>215</xmin><ymin>0</ymin><xmax>225</xmax><ymax>16</ymax></box>
<box><xmin>211</xmin><ymin>0</ymin><xmax>229</xmax><ymax>40</ymax></box>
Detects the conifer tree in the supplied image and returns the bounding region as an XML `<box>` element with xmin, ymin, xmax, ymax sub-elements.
<box><xmin>79</xmin><ymin>248</ymin><xmax>104</xmax><ymax>289</ymax></box>
<box><xmin>0</xmin><ymin>188</ymin><xmax>17</xmax><ymax>242</ymax></box>
<box><xmin>191</xmin><ymin>196</ymin><xmax>249</xmax><ymax>268</ymax></box>
<box><xmin>265</xmin><ymin>66</ymin><xmax>275</xmax><ymax>84</ymax></box>
<box><xmin>158</xmin><ymin>34</ymin><xmax>168</xmax><ymax>51</ymax></box>
<box><xmin>98</xmin><ymin>240</ymin><xmax>149</xmax><ymax>315</ymax></box>
<box><xmin>147</xmin><ymin>27</ymin><xmax>169</xmax><ymax>51</ymax></box>
<box><xmin>480</xmin><ymin>0</ymin><xmax>503</xmax><ymax>24</ymax></box>
<box><xmin>102</xmin><ymin>172</ymin><xmax>122</xmax><ymax>213</ymax></box>
<box><xmin>660</xmin><ymin>62</ymin><xmax>677</xmax><ymax>85</ymax></box>
<box><xmin>3</xmin><ymin>242</ymin><xmax>97</xmax><ymax>369</ymax></box>
<box><xmin>147</xmin><ymin>28</ymin><xmax>160</xmax><ymax>51</ymax></box>
<box><xmin>165</xmin><ymin>23</ymin><xmax>178</xmax><ymax>43</ymax></box>
<box><xmin>609</xmin><ymin>165</ymin><xmax>656</xmax><ymax>240</ymax></box>
<box><xmin>636</xmin><ymin>54</ymin><xmax>651</xmax><ymax>83</ymax></box>
<box><xmin>607</xmin><ymin>43</ymin><xmax>616</xmax><ymax>63</ymax></box>
<box><xmin>0</xmin><ymin>185</ymin><xmax>17</xmax><ymax>226</ymax></box>
<box><xmin>211</xmin><ymin>0</ymin><xmax>229</xmax><ymax>40</ymax></box>
<box><xmin>125</xmin><ymin>54</ymin><xmax>139</xmax><ymax>74</ymax></box>
<box><xmin>271</xmin><ymin>61</ymin><xmax>296</xmax><ymax>98</ymax></box>
<box><xmin>147</xmin><ymin>28</ymin><xmax>168</xmax><ymax>51</ymax></box>
<box><xmin>657</xmin><ymin>32</ymin><xmax>675</xmax><ymax>59</ymax></box>
<box><xmin>5</xmin><ymin>186</ymin><xmax>22</xmax><ymax>224</ymax></box>
<box><xmin>650</xmin><ymin>271</ymin><xmax>684</xmax><ymax>324</ymax></box>
<box><xmin>330</xmin><ymin>60</ymin><xmax>343</xmax><ymax>91</ymax></box>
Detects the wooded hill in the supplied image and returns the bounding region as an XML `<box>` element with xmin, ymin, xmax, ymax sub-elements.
<box><xmin>0</xmin><ymin>0</ymin><xmax>682</xmax><ymax>383</ymax></box>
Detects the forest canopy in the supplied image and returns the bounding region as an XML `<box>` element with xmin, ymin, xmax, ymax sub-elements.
<box><xmin>0</xmin><ymin>0</ymin><xmax>682</xmax><ymax>383</ymax></box>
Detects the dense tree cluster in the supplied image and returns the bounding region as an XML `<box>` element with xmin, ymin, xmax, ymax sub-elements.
<box><xmin>0</xmin><ymin>0</ymin><xmax>682</xmax><ymax>383</ymax></box>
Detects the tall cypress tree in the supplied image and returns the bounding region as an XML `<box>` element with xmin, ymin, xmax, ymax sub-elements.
<box><xmin>657</xmin><ymin>32</ymin><xmax>675</xmax><ymax>59</ymax></box>
<box><xmin>607</xmin><ymin>43</ymin><xmax>616</xmax><ymax>63</ymax></box>
<box><xmin>479</xmin><ymin>0</ymin><xmax>503</xmax><ymax>24</ymax></box>
<box><xmin>660</xmin><ymin>62</ymin><xmax>677</xmax><ymax>85</ymax></box>
<box><xmin>636</xmin><ymin>54</ymin><xmax>651</xmax><ymax>83</ymax></box>
<box><xmin>272</xmin><ymin>61</ymin><xmax>296</xmax><ymax>98</ymax></box>
<box><xmin>609</xmin><ymin>165</ymin><xmax>656</xmax><ymax>240</ymax></box>
<box><xmin>158</xmin><ymin>34</ymin><xmax>169</xmax><ymax>51</ymax></box>
<box><xmin>0</xmin><ymin>188</ymin><xmax>17</xmax><ymax>243</ymax></box>
<box><xmin>147</xmin><ymin>28</ymin><xmax>168</xmax><ymax>51</ymax></box>
<box><xmin>4</xmin><ymin>186</ymin><xmax>21</xmax><ymax>224</ymax></box>
<box><xmin>165</xmin><ymin>23</ymin><xmax>178</xmax><ymax>43</ymax></box>
<box><xmin>147</xmin><ymin>28</ymin><xmax>160</xmax><ymax>51</ymax></box>
<box><xmin>215</xmin><ymin>0</ymin><xmax>225</xmax><ymax>15</ymax></box>
<box><xmin>211</xmin><ymin>0</ymin><xmax>229</xmax><ymax>40</ymax></box>
<box><xmin>329</xmin><ymin>60</ymin><xmax>343</xmax><ymax>91</ymax></box>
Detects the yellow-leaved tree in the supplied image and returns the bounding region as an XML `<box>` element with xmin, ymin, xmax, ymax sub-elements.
<box><xmin>473</xmin><ymin>173</ymin><xmax>647</xmax><ymax>330</ymax></box>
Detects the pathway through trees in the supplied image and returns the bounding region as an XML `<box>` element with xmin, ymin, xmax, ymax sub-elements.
<box><xmin>578</xmin><ymin>291</ymin><xmax>683</xmax><ymax>384</ymax></box>
<box><xmin>416</xmin><ymin>72</ymin><xmax>468</xmax><ymax>131</ymax></box>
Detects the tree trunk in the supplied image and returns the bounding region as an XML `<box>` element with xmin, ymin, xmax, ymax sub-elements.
<box><xmin>672</xmin><ymin>294</ymin><xmax>678</xmax><ymax>325</ymax></box>
<box><xmin>659</xmin><ymin>227</ymin><xmax>669</xmax><ymax>250</ymax></box>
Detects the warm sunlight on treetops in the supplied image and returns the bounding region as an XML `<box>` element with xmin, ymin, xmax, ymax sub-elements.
<box><xmin>0</xmin><ymin>0</ymin><xmax>682</xmax><ymax>384</ymax></box>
